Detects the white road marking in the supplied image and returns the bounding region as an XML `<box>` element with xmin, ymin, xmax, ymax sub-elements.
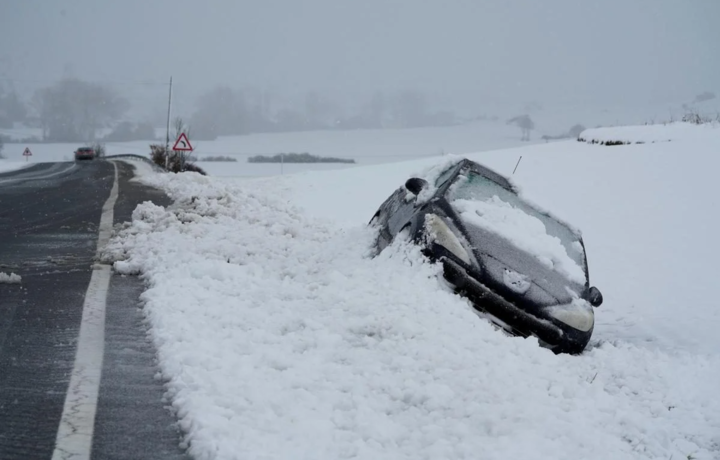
<box><xmin>95</xmin><ymin>162</ymin><xmax>121</xmax><ymax>260</ymax></box>
<box><xmin>52</xmin><ymin>162</ymin><xmax>119</xmax><ymax>460</ymax></box>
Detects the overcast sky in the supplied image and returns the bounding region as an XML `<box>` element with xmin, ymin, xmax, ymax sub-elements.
<box><xmin>1</xmin><ymin>0</ymin><xmax>718</xmax><ymax>113</ymax></box>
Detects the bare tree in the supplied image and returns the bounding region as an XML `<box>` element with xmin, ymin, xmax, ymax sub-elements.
<box><xmin>567</xmin><ymin>124</ymin><xmax>586</xmax><ymax>139</ymax></box>
<box><xmin>391</xmin><ymin>89</ymin><xmax>427</xmax><ymax>128</ymax></box>
<box><xmin>150</xmin><ymin>118</ymin><xmax>204</xmax><ymax>175</ymax></box>
<box><xmin>191</xmin><ymin>86</ymin><xmax>247</xmax><ymax>140</ymax></box>
<box><xmin>173</xmin><ymin>116</ymin><xmax>191</xmax><ymax>140</ymax></box>
<box><xmin>0</xmin><ymin>84</ymin><xmax>27</xmax><ymax>127</ymax></box>
<box><xmin>507</xmin><ymin>114</ymin><xmax>535</xmax><ymax>141</ymax></box>
<box><xmin>32</xmin><ymin>78</ymin><xmax>128</xmax><ymax>142</ymax></box>
<box><xmin>303</xmin><ymin>91</ymin><xmax>336</xmax><ymax>127</ymax></box>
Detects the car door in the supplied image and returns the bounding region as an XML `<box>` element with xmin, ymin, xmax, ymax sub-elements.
<box><xmin>374</xmin><ymin>163</ymin><xmax>461</xmax><ymax>251</ymax></box>
<box><xmin>388</xmin><ymin>185</ymin><xmax>425</xmax><ymax>238</ymax></box>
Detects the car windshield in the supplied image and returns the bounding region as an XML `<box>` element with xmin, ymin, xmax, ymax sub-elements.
<box><xmin>434</xmin><ymin>165</ymin><xmax>457</xmax><ymax>187</ymax></box>
<box><xmin>447</xmin><ymin>170</ymin><xmax>586</xmax><ymax>281</ymax></box>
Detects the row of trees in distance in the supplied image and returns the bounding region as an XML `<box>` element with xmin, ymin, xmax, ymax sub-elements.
<box><xmin>4</xmin><ymin>78</ymin><xmax>715</xmax><ymax>144</ymax></box>
<box><xmin>0</xmin><ymin>79</ymin><xmax>462</xmax><ymax>143</ymax></box>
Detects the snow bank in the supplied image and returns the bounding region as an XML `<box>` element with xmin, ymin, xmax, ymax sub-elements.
<box><xmin>0</xmin><ymin>161</ymin><xmax>30</xmax><ymax>175</ymax></box>
<box><xmin>453</xmin><ymin>196</ymin><xmax>585</xmax><ymax>284</ymax></box>
<box><xmin>113</xmin><ymin>157</ymin><xmax>163</xmax><ymax>180</ymax></box>
<box><xmin>579</xmin><ymin>121</ymin><xmax>720</xmax><ymax>145</ymax></box>
<box><xmin>106</xmin><ymin>170</ymin><xmax>720</xmax><ymax>460</ymax></box>
<box><xmin>0</xmin><ymin>272</ymin><xmax>22</xmax><ymax>284</ymax></box>
<box><xmin>413</xmin><ymin>155</ymin><xmax>465</xmax><ymax>203</ymax></box>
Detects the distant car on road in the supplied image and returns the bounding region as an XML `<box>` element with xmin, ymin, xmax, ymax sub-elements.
<box><xmin>369</xmin><ymin>158</ymin><xmax>603</xmax><ymax>354</ymax></box>
<box><xmin>74</xmin><ymin>147</ymin><xmax>96</xmax><ymax>161</ymax></box>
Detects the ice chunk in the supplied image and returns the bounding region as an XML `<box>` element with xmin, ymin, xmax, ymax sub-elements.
<box><xmin>0</xmin><ymin>272</ymin><xmax>22</xmax><ymax>284</ymax></box>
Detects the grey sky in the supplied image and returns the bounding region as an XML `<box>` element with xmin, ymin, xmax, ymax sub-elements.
<box><xmin>1</xmin><ymin>0</ymin><xmax>718</xmax><ymax>113</ymax></box>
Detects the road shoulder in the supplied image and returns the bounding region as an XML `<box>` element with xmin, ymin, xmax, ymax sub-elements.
<box><xmin>92</xmin><ymin>161</ymin><xmax>189</xmax><ymax>460</ymax></box>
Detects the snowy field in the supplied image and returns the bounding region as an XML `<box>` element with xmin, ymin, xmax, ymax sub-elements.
<box><xmin>101</xmin><ymin>122</ymin><xmax>720</xmax><ymax>460</ymax></box>
<box><xmin>0</xmin><ymin>120</ymin><xmax>533</xmax><ymax>178</ymax></box>
<box><xmin>3</xmin><ymin>96</ymin><xmax>719</xmax><ymax>177</ymax></box>
<box><xmin>3</xmin><ymin>96</ymin><xmax>718</xmax><ymax>177</ymax></box>
<box><xmin>580</xmin><ymin>121</ymin><xmax>720</xmax><ymax>145</ymax></box>
<box><xmin>0</xmin><ymin>160</ymin><xmax>31</xmax><ymax>174</ymax></box>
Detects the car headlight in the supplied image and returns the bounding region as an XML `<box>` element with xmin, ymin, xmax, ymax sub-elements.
<box><xmin>424</xmin><ymin>214</ymin><xmax>472</xmax><ymax>265</ymax></box>
<box><xmin>546</xmin><ymin>299</ymin><xmax>594</xmax><ymax>332</ymax></box>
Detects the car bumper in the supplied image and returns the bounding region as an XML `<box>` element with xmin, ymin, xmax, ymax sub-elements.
<box><xmin>442</xmin><ymin>258</ymin><xmax>591</xmax><ymax>353</ymax></box>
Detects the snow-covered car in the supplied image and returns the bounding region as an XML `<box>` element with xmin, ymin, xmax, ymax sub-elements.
<box><xmin>74</xmin><ymin>147</ymin><xmax>96</xmax><ymax>160</ymax></box>
<box><xmin>369</xmin><ymin>159</ymin><xmax>603</xmax><ymax>354</ymax></box>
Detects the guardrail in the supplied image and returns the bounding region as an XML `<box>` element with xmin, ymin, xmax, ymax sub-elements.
<box><xmin>104</xmin><ymin>154</ymin><xmax>167</xmax><ymax>173</ymax></box>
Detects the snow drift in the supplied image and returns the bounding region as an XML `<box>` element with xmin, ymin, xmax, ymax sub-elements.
<box><xmin>105</xmin><ymin>136</ymin><xmax>720</xmax><ymax>459</ymax></box>
<box><xmin>579</xmin><ymin>121</ymin><xmax>719</xmax><ymax>145</ymax></box>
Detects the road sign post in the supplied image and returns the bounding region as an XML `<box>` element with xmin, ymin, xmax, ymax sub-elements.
<box><xmin>22</xmin><ymin>147</ymin><xmax>32</xmax><ymax>162</ymax></box>
<box><xmin>165</xmin><ymin>76</ymin><xmax>173</xmax><ymax>171</ymax></box>
<box><xmin>172</xmin><ymin>132</ymin><xmax>193</xmax><ymax>152</ymax></box>
<box><xmin>172</xmin><ymin>132</ymin><xmax>193</xmax><ymax>171</ymax></box>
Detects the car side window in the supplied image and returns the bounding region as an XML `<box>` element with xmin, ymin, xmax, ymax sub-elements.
<box><xmin>387</xmin><ymin>187</ymin><xmax>417</xmax><ymax>235</ymax></box>
<box><xmin>374</xmin><ymin>188</ymin><xmax>402</xmax><ymax>224</ymax></box>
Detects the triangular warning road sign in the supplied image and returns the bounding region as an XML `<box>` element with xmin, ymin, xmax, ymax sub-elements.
<box><xmin>172</xmin><ymin>132</ymin><xmax>193</xmax><ymax>151</ymax></box>
<box><xmin>22</xmin><ymin>147</ymin><xmax>32</xmax><ymax>156</ymax></box>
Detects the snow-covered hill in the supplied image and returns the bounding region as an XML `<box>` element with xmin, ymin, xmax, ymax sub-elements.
<box><xmin>579</xmin><ymin>121</ymin><xmax>720</xmax><ymax>145</ymax></box>
<box><xmin>105</xmin><ymin>122</ymin><xmax>720</xmax><ymax>460</ymax></box>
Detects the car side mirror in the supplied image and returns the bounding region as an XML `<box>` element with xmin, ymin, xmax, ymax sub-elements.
<box><xmin>405</xmin><ymin>178</ymin><xmax>428</xmax><ymax>196</ymax></box>
<box><xmin>588</xmin><ymin>286</ymin><xmax>603</xmax><ymax>307</ymax></box>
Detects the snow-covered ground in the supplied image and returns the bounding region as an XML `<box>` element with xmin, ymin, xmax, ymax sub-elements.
<box><xmin>102</xmin><ymin>121</ymin><xmax>720</xmax><ymax>460</ymax></box>
<box><xmin>3</xmin><ymin>97</ymin><xmax>718</xmax><ymax>176</ymax></box>
<box><xmin>580</xmin><ymin>121</ymin><xmax>720</xmax><ymax>144</ymax></box>
<box><xmin>1</xmin><ymin>120</ymin><xmax>532</xmax><ymax>178</ymax></box>
<box><xmin>0</xmin><ymin>160</ymin><xmax>30</xmax><ymax>174</ymax></box>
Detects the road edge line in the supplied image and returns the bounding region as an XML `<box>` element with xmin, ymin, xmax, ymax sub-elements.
<box><xmin>52</xmin><ymin>161</ymin><xmax>119</xmax><ymax>460</ymax></box>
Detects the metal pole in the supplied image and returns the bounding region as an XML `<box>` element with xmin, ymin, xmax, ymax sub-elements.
<box><xmin>512</xmin><ymin>155</ymin><xmax>523</xmax><ymax>175</ymax></box>
<box><xmin>165</xmin><ymin>76</ymin><xmax>173</xmax><ymax>170</ymax></box>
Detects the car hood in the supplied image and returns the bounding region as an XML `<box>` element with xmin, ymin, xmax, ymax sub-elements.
<box><xmin>461</xmin><ymin>222</ymin><xmax>585</xmax><ymax>305</ymax></box>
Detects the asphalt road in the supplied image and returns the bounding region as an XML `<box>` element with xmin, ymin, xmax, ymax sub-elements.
<box><xmin>0</xmin><ymin>160</ymin><xmax>189</xmax><ymax>460</ymax></box>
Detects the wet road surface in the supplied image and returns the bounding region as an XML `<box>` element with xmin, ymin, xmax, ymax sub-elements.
<box><xmin>0</xmin><ymin>160</ymin><xmax>189</xmax><ymax>460</ymax></box>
